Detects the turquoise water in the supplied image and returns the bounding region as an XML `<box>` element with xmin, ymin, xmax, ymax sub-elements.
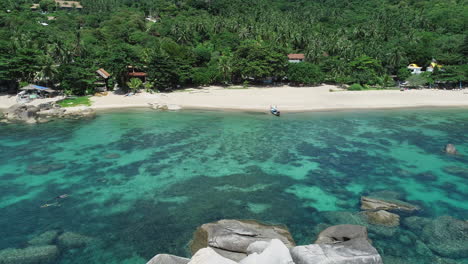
<box><xmin>0</xmin><ymin>109</ymin><xmax>467</xmax><ymax>263</ymax></box>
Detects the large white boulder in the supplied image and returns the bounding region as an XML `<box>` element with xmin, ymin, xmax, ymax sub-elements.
<box><xmin>240</xmin><ymin>239</ymin><xmax>294</xmax><ymax>264</ymax></box>
<box><xmin>188</xmin><ymin>248</ymin><xmax>238</xmax><ymax>264</ymax></box>
<box><xmin>146</xmin><ymin>254</ymin><xmax>190</xmax><ymax>264</ymax></box>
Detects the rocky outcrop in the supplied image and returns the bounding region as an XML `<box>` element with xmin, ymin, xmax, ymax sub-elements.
<box><xmin>148</xmin><ymin>221</ymin><xmax>383</xmax><ymax>264</ymax></box>
<box><xmin>364</xmin><ymin>210</ymin><xmax>400</xmax><ymax>227</ymax></box>
<box><xmin>1</xmin><ymin>103</ymin><xmax>95</xmax><ymax>123</ymax></box>
<box><xmin>146</xmin><ymin>254</ymin><xmax>190</xmax><ymax>264</ymax></box>
<box><xmin>149</xmin><ymin>103</ymin><xmax>182</xmax><ymax>111</ymax></box>
<box><xmin>2</xmin><ymin>104</ymin><xmax>40</xmax><ymax>123</ymax></box>
<box><xmin>27</xmin><ymin>230</ymin><xmax>60</xmax><ymax>246</ymax></box>
<box><xmin>360</xmin><ymin>196</ymin><xmax>419</xmax><ymax>213</ymax></box>
<box><xmin>57</xmin><ymin>232</ymin><xmax>93</xmax><ymax>249</ymax></box>
<box><xmin>0</xmin><ymin>245</ymin><xmax>59</xmax><ymax>264</ymax></box>
<box><xmin>421</xmin><ymin>216</ymin><xmax>468</xmax><ymax>258</ymax></box>
<box><xmin>190</xmin><ymin>219</ymin><xmax>295</xmax><ymax>261</ymax></box>
<box><xmin>444</xmin><ymin>144</ymin><xmax>457</xmax><ymax>154</ymax></box>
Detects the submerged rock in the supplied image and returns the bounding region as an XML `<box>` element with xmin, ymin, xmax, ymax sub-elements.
<box><xmin>104</xmin><ymin>153</ymin><xmax>121</xmax><ymax>159</ymax></box>
<box><xmin>146</xmin><ymin>254</ymin><xmax>190</xmax><ymax>264</ymax></box>
<box><xmin>187</xmin><ymin>248</ymin><xmax>237</xmax><ymax>264</ymax></box>
<box><xmin>444</xmin><ymin>144</ymin><xmax>457</xmax><ymax>155</ymax></box>
<box><xmin>190</xmin><ymin>219</ymin><xmax>295</xmax><ymax>261</ymax></box>
<box><xmin>57</xmin><ymin>232</ymin><xmax>93</xmax><ymax>249</ymax></box>
<box><xmin>364</xmin><ymin>210</ymin><xmax>400</xmax><ymax>227</ymax></box>
<box><xmin>360</xmin><ymin>196</ymin><xmax>420</xmax><ymax>213</ymax></box>
<box><xmin>0</xmin><ymin>245</ymin><xmax>59</xmax><ymax>264</ymax></box>
<box><xmin>27</xmin><ymin>230</ymin><xmax>60</xmax><ymax>246</ymax></box>
<box><xmin>27</xmin><ymin>163</ymin><xmax>66</xmax><ymax>174</ymax></box>
<box><xmin>421</xmin><ymin>216</ymin><xmax>468</xmax><ymax>258</ymax></box>
<box><xmin>402</xmin><ymin>216</ymin><xmax>432</xmax><ymax>233</ymax></box>
<box><xmin>443</xmin><ymin>166</ymin><xmax>468</xmax><ymax>179</ymax></box>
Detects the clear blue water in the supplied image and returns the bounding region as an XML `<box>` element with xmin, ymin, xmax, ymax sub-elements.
<box><xmin>0</xmin><ymin>108</ymin><xmax>467</xmax><ymax>264</ymax></box>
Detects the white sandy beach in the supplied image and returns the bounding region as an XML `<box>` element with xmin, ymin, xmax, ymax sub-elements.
<box><xmin>1</xmin><ymin>85</ymin><xmax>468</xmax><ymax>112</ymax></box>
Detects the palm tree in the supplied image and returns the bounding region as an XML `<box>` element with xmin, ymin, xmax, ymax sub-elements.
<box><xmin>127</xmin><ymin>78</ymin><xmax>143</xmax><ymax>92</ymax></box>
<box><xmin>218</xmin><ymin>55</ymin><xmax>233</xmax><ymax>84</ymax></box>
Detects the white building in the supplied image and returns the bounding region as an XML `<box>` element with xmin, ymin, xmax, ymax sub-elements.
<box><xmin>407</xmin><ymin>64</ymin><xmax>422</xmax><ymax>74</ymax></box>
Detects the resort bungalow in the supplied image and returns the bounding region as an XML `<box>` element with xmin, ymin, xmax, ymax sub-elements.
<box><xmin>95</xmin><ymin>68</ymin><xmax>111</xmax><ymax>92</ymax></box>
<box><xmin>426</xmin><ymin>61</ymin><xmax>442</xmax><ymax>72</ymax></box>
<box><xmin>407</xmin><ymin>64</ymin><xmax>422</xmax><ymax>74</ymax></box>
<box><xmin>127</xmin><ymin>66</ymin><xmax>147</xmax><ymax>82</ymax></box>
<box><xmin>288</xmin><ymin>54</ymin><xmax>305</xmax><ymax>63</ymax></box>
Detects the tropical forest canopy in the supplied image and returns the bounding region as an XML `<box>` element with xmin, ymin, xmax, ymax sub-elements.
<box><xmin>0</xmin><ymin>0</ymin><xmax>467</xmax><ymax>93</ymax></box>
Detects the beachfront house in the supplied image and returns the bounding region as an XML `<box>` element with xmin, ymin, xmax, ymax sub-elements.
<box><xmin>95</xmin><ymin>68</ymin><xmax>111</xmax><ymax>92</ymax></box>
<box><xmin>426</xmin><ymin>61</ymin><xmax>442</xmax><ymax>72</ymax></box>
<box><xmin>288</xmin><ymin>54</ymin><xmax>305</xmax><ymax>63</ymax></box>
<box><xmin>17</xmin><ymin>84</ymin><xmax>57</xmax><ymax>103</ymax></box>
<box><xmin>407</xmin><ymin>64</ymin><xmax>423</xmax><ymax>74</ymax></box>
<box><xmin>127</xmin><ymin>66</ymin><xmax>147</xmax><ymax>83</ymax></box>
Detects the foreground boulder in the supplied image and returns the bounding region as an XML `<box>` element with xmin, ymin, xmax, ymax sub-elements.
<box><xmin>361</xmin><ymin>196</ymin><xmax>419</xmax><ymax>213</ymax></box>
<box><xmin>421</xmin><ymin>216</ymin><xmax>468</xmax><ymax>258</ymax></box>
<box><xmin>0</xmin><ymin>245</ymin><xmax>59</xmax><ymax>264</ymax></box>
<box><xmin>444</xmin><ymin>144</ymin><xmax>457</xmax><ymax>154</ymax></box>
<box><xmin>146</xmin><ymin>254</ymin><xmax>190</xmax><ymax>264</ymax></box>
<box><xmin>190</xmin><ymin>219</ymin><xmax>295</xmax><ymax>261</ymax></box>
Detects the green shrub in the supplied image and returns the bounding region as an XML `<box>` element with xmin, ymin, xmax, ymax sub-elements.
<box><xmin>348</xmin><ymin>83</ymin><xmax>364</xmax><ymax>90</ymax></box>
<box><xmin>57</xmin><ymin>96</ymin><xmax>92</xmax><ymax>107</ymax></box>
<box><xmin>287</xmin><ymin>62</ymin><xmax>324</xmax><ymax>85</ymax></box>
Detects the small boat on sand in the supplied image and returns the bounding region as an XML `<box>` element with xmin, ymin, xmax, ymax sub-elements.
<box><xmin>270</xmin><ymin>106</ymin><xmax>280</xmax><ymax>117</ymax></box>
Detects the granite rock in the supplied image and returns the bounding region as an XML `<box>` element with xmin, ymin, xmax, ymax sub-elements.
<box><xmin>190</xmin><ymin>219</ymin><xmax>295</xmax><ymax>261</ymax></box>
<box><xmin>187</xmin><ymin>248</ymin><xmax>237</xmax><ymax>264</ymax></box>
<box><xmin>146</xmin><ymin>254</ymin><xmax>190</xmax><ymax>264</ymax></box>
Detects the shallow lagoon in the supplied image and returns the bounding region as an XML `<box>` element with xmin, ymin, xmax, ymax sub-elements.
<box><xmin>0</xmin><ymin>108</ymin><xmax>467</xmax><ymax>263</ymax></box>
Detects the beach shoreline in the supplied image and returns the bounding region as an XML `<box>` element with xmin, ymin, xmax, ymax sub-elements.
<box><xmin>1</xmin><ymin>85</ymin><xmax>468</xmax><ymax>113</ymax></box>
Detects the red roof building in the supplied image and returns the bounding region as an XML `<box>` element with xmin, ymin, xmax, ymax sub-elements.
<box><xmin>287</xmin><ymin>54</ymin><xmax>305</xmax><ymax>62</ymax></box>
